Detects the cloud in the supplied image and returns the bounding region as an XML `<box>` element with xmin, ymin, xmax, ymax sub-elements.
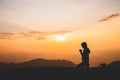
<box><xmin>99</xmin><ymin>13</ymin><xmax>120</xmax><ymax>22</ymax></box>
<box><xmin>0</xmin><ymin>31</ymin><xmax>72</xmax><ymax>40</ymax></box>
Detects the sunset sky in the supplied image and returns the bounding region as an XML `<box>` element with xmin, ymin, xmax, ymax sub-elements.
<box><xmin>0</xmin><ymin>0</ymin><xmax>120</xmax><ymax>67</ymax></box>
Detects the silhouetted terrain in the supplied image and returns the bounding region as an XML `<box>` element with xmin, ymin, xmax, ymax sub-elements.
<box><xmin>108</xmin><ymin>61</ymin><xmax>120</xmax><ymax>68</ymax></box>
<box><xmin>0</xmin><ymin>58</ymin><xmax>76</xmax><ymax>68</ymax></box>
<box><xmin>0</xmin><ymin>60</ymin><xmax>119</xmax><ymax>80</ymax></box>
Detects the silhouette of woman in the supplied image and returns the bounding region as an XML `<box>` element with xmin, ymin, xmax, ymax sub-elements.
<box><xmin>78</xmin><ymin>42</ymin><xmax>90</xmax><ymax>68</ymax></box>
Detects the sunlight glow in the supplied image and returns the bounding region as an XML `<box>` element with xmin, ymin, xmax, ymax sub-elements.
<box><xmin>55</xmin><ymin>35</ymin><xmax>66</xmax><ymax>41</ymax></box>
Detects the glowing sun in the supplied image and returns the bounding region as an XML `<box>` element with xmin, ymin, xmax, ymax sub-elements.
<box><xmin>55</xmin><ymin>35</ymin><xmax>66</xmax><ymax>41</ymax></box>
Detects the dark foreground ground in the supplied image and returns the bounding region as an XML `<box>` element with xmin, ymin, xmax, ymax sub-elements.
<box><xmin>0</xmin><ymin>67</ymin><xmax>119</xmax><ymax>80</ymax></box>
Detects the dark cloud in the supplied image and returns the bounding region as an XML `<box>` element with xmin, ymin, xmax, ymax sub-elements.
<box><xmin>99</xmin><ymin>13</ymin><xmax>120</xmax><ymax>22</ymax></box>
<box><xmin>0</xmin><ymin>31</ymin><xmax>72</xmax><ymax>40</ymax></box>
<box><xmin>0</xmin><ymin>32</ymin><xmax>15</xmax><ymax>39</ymax></box>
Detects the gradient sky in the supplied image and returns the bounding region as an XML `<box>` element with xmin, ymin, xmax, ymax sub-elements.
<box><xmin>0</xmin><ymin>0</ymin><xmax>120</xmax><ymax>67</ymax></box>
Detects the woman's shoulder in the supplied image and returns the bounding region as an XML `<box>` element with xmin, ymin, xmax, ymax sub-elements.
<box><xmin>86</xmin><ymin>48</ymin><xmax>90</xmax><ymax>53</ymax></box>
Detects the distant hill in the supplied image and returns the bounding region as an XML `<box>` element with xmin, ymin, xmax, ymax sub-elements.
<box><xmin>0</xmin><ymin>58</ymin><xmax>76</xmax><ymax>68</ymax></box>
<box><xmin>107</xmin><ymin>61</ymin><xmax>120</xmax><ymax>68</ymax></box>
<box><xmin>0</xmin><ymin>58</ymin><xmax>120</xmax><ymax>68</ymax></box>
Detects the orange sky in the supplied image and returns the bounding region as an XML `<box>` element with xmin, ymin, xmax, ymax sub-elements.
<box><xmin>0</xmin><ymin>16</ymin><xmax>120</xmax><ymax>67</ymax></box>
<box><xmin>0</xmin><ymin>0</ymin><xmax>120</xmax><ymax>67</ymax></box>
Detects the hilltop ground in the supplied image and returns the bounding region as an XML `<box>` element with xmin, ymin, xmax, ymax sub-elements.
<box><xmin>0</xmin><ymin>67</ymin><xmax>119</xmax><ymax>80</ymax></box>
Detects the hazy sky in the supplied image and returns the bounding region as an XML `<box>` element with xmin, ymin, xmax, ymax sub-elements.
<box><xmin>0</xmin><ymin>0</ymin><xmax>120</xmax><ymax>67</ymax></box>
<box><xmin>0</xmin><ymin>0</ymin><xmax>120</xmax><ymax>32</ymax></box>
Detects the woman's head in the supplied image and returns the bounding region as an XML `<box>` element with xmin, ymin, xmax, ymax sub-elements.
<box><xmin>81</xmin><ymin>42</ymin><xmax>87</xmax><ymax>48</ymax></box>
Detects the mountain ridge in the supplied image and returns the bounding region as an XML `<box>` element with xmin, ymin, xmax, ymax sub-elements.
<box><xmin>0</xmin><ymin>58</ymin><xmax>120</xmax><ymax>68</ymax></box>
<box><xmin>0</xmin><ymin>58</ymin><xmax>76</xmax><ymax>68</ymax></box>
